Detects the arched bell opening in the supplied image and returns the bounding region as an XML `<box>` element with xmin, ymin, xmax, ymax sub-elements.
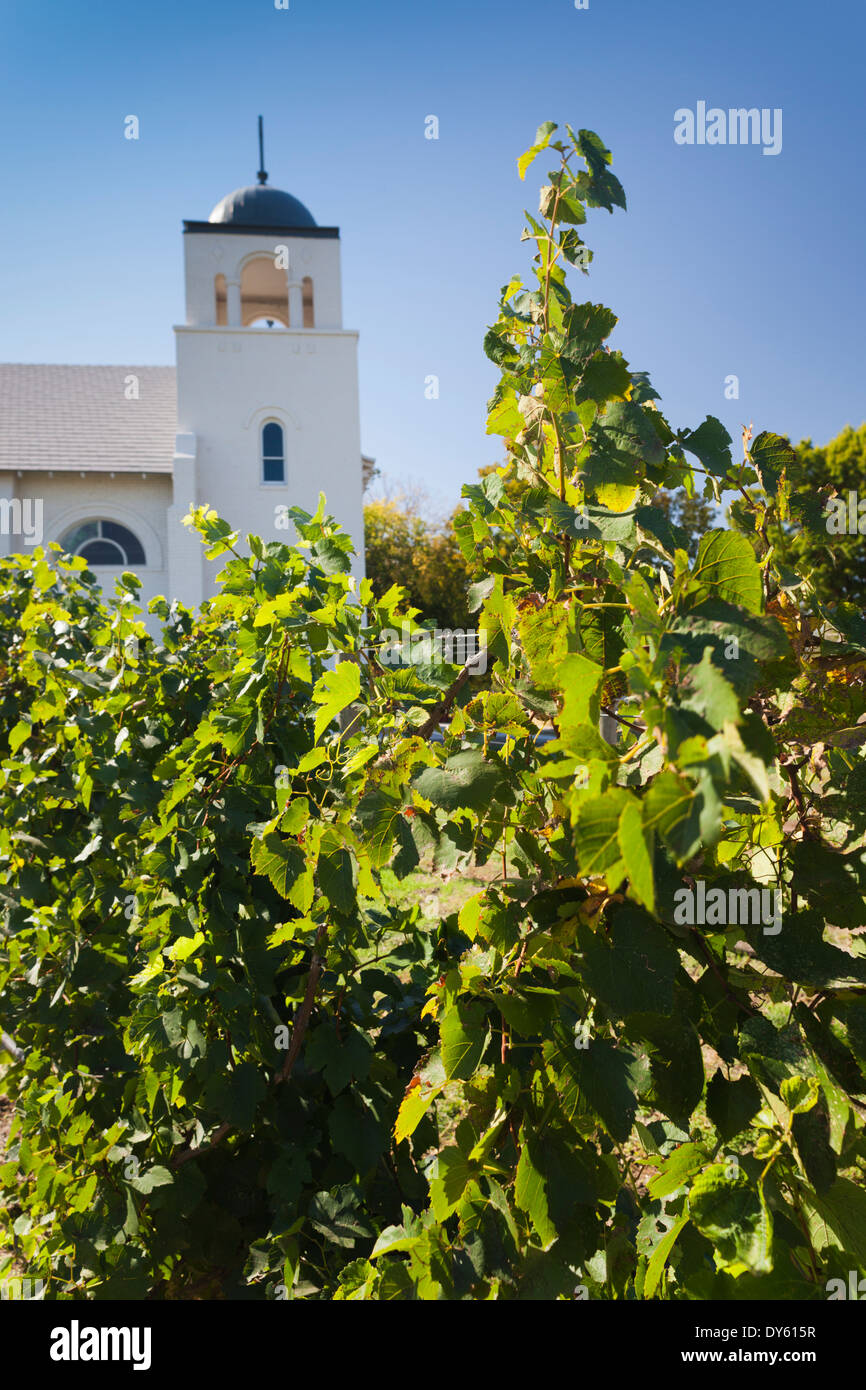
<box><xmin>302</xmin><ymin>276</ymin><xmax>314</xmax><ymax>328</ymax></box>
<box><xmin>241</xmin><ymin>256</ymin><xmax>289</xmax><ymax>328</ymax></box>
<box><xmin>214</xmin><ymin>273</ymin><xmax>228</xmax><ymax>325</ymax></box>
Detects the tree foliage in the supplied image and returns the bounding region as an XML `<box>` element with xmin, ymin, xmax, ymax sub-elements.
<box><xmin>650</xmin><ymin>488</ymin><xmax>718</xmax><ymax>561</ymax></box>
<box><xmin>2</xmin><ymin>123</ymin><xmax>866</xmax><ymax>1302</ymax></box>
<box><xmin>364</xmin><ymin>496</ymin><xmax>473</xmax><ymax>633</ymax></box>
<box><xmin>751</xmin><ymin>423</ymin><xmax>866</xmax><ymax>608</ymax></box>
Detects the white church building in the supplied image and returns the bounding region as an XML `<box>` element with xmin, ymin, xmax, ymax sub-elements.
<box><xmin>0</xmin><ymin>126</ymin><xmax>371</xmax><ymax>619</ymax></box>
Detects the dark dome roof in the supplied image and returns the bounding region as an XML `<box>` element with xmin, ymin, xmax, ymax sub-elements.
<box><xmin>208</xmin><ymin>183</ymin><xmax>317</xmax><ymax>228</ymax></box>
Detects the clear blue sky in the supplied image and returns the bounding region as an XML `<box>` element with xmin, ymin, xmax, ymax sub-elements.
<box><xmin>1</xmin><ymin>0</ymin><xmax>863</xmax><ymax>514</ymax></box>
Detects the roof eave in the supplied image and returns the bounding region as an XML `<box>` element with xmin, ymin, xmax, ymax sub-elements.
<box><xmin>184</xmin><ymin>221</ymin><xmax>340</xmax><ymax>238</ymax></box>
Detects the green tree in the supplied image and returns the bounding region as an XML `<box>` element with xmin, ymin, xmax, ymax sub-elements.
<box><xmin>363</xmin><ymin>495</ymin><xmax>428</xmax><ymax>602</ymax></box>
<box><xmin>770</xmin><ymin>424</ymin><xmax>866</xmax><ymax>606</ymax></box>
<box><xmin>364</xmin><ymin>467</ymin><xmax>534</xmax><ymax>635</ymax></box>
<box><xmin>650</xmin><ymin>487</ymin><xmax>718</xmax><ymax>560</ymax></box>
<box><xmin>364</xmin><ymin>496</ymin><xmax>473</xmax><ymax>632</ymax></box>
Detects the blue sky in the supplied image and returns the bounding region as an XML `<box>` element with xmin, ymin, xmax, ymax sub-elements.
<box><xmin>1</xmin><ymin>0</ymin><xmax>863</xmax><ymax>515</ymax></box>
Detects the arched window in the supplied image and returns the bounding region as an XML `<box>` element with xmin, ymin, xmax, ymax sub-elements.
<box><xmin>262</xmin><ymin>422</ymin><xmax>285</xmax><ymax>483</ymax></box>
<box><xmin>60</xmin><ymin>520</ymin><xmax>146</xmax><ymax>566</ymax></box>
<box><xmin>302</xmin><ymin>276</ymin><xmax>314</xmax><ymax>328</ymax></box>
<box><xmin>241</xmin><ymin>256</ymin><xmax>288</xmax><ymax>327</ymax></box>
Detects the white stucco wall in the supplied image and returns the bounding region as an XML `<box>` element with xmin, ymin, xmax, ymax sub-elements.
<box><xmin>174</xmin><ymin>328</ymin><xmax>365</xmax><ymax>598</ymax></box>
<box><xmin>0</xmin><ymin>469</ymin><xmax>173</xmax><ymax>619</ymax></box>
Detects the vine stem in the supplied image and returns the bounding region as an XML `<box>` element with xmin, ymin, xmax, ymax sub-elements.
<box><xmin>614</xmin><ymin>1140</ymin><xmax>641</xmax><ymax>1202</ymax></box>
<box><xmin>543</xmin><ymin>173</ymin><xmax>575</xmax><ymax>579</ymax></box>
<box><xmin>172</xmin><ymin>1121</ymin><xmax>231</xmax><ymax>1169</ymax></box>
<box><xmin>783</xmin><ymin>760</ymin><xmax>818</xmax><ymax>840</ymax></box>
<box><xmin>414</xmin><ymin>648</ymin><xmax>488</xmax><ymax>740</ymax></box>
<box><xmin>172</xmin><ymin>924</ymin><xmax>328</xmax><ymax>1168</ymax></box>
<box><xmin>688</xmin><ymin>928</ymin><xmax>759</xmax><ymax>1017</ymax></box>
<box><xmin>600</xmin><ymin>705</ymin><xmax>645</xmax><ymax>734</ymax></box>
<box><xmin>789</xmin><ymin>1186</ymin><xmax>820</xmax><ymax>1284</ymax></box>
<box><xmin>1</xmin><ymin>1030</ymin><xmax>24</xmax><ymax>1062</ymax></box>
<box><xmin>276</xmin><ymin>924</ymin><xmax>328</xmax><ymax>1084</ymax></box>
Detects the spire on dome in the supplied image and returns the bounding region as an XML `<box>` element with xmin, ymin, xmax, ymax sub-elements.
<box><xmin>257</xmin><ymin>115</ymin><xmax>268</xmax><ymax>186</ymax></box>
<box><xmin>206</xmin><ymin>120</ymin><xmax>318</xmax><ymax>227</ymax></box>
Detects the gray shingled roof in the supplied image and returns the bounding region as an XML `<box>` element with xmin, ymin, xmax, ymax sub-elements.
<box><xmin>0</xmin><ymin>365</ymin><xmax>176</xmax><ymax>473</ymax></box>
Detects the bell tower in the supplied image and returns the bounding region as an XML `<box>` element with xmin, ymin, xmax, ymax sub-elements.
<box><xmin>168</xmin><ymin>119</ymin><xmax>366</xmax><ymax>606</ymax></box>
